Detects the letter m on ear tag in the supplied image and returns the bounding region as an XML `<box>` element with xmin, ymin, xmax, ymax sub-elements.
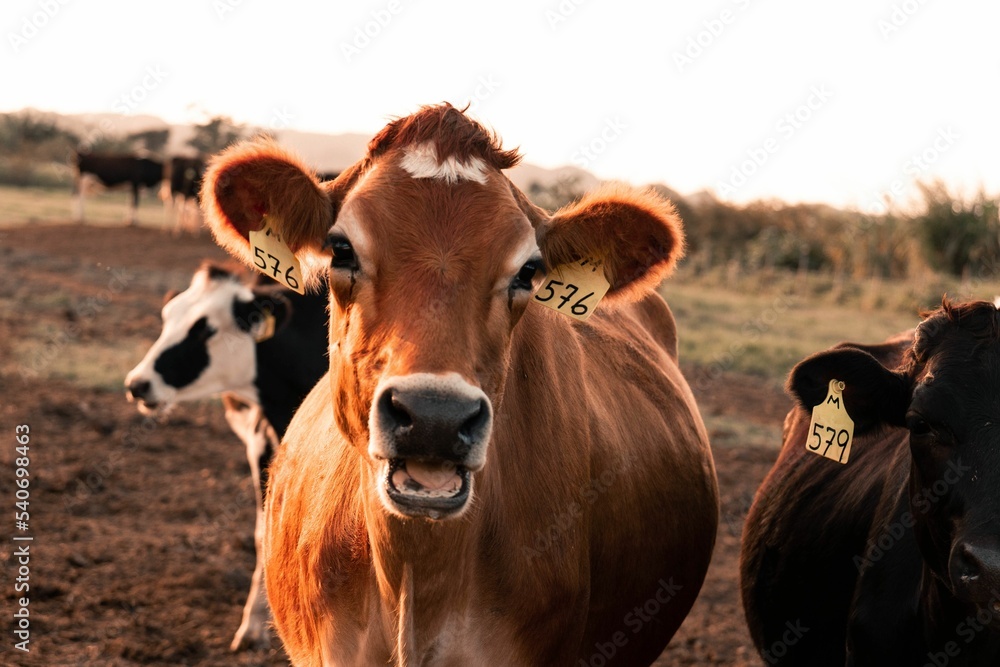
<box><xmin>248</xmin><ymin>215</ymin><xmax>305</xmax><ymax>294</ymax></box>
<box><xmin>805</xmin><ymin>379</ymin><xmax>856</xmax><ymax>464</ymax></box>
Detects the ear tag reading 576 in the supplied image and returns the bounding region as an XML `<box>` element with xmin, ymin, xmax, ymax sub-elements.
<box><xmin>532</xmin><ymin>258</ymin><xmax>611</xmax><ymax>321</ymax></box>
<box><xmin>806</xmin><ymin>379</ymin><xmax>855</xmax><ymax>464</ymax></box>
<box><xmin>248</xmin><ymin>216</ymin><xmax>304</xmax><ymax>294</ymax></box>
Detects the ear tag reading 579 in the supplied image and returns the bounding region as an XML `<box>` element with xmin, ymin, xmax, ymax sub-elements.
<box><xmin>806</xmin><ymin>379</ymin><xmax>855</xmax><ymax>464</ymax></box>
<box><xmin>532</xmin><ymin>258</ymin><xmax>611</xmax><ymax>321</ymax></box>
<box><xmin>248</xmin><ymin>216</ymin><xmax>304</xmax><ymax>294</ymax></box>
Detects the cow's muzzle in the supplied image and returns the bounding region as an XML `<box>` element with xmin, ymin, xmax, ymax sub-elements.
<box><xmin>369</xmin><ymin>373</ymin><xmax>493</xmax><ymax>519</ymax></box>
<box><xmin>125</xmin><ymin>376</ymin><xmax>161</xmax><ymax>412</ymax></box>
<box><xmin>950</xmin><ymin>538</ymin><xmax>1000</xmax><ymax>619</ymax></box>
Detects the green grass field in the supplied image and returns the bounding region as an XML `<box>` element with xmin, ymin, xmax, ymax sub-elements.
<box><xmin>0</xmin><ymin>183</ymin><xmax>169</xmax><ymax>227</ymax></box>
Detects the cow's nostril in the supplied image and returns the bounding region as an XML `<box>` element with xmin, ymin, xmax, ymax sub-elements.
<box><xmin>385</xmin><ymin>391</ymin><xmax>413</xmax><ymax>430</ymax></box>
<box><xmin>459</xmin><ymin>399</ymin><xmax>490</xmax><ymax>443</ymax></box>
<box><xmin>128</xmin><ymin>379</ymin><xmax>151</xmax><ymax>400</ymax></box>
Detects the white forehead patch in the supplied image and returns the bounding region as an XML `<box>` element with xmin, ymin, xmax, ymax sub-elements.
<box><xmin>400</xmin><ymin>142</ymin><xmax>488</xmax><ymax>185</ymax></box>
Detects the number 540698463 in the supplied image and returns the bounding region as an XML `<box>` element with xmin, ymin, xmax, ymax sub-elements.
<box><xmin>808</xmin><ymin>422</ymin><xmax>851</xmax><ymax>462</ymax></box>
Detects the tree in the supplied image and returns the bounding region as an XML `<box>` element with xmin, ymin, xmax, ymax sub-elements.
<box><xmin>128</xmin><ymin>128</ymin><xmax>170</xmax><ymax>153</ymax></box>
<box><xmin>914</xmin><ymin>181</ymin><xmax>1000</xmax><ymax>276</ymax></box>
<box><xmin>187</xmin><ymin>116</ymin><xmax>243</xmax><ymax>154</ymax></box>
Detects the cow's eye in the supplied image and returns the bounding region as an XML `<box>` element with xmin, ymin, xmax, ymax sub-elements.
<box><xmin>326</xmin><ymin>235</ymin><xmax>357</xmax><ymax>270</ymax></box>
<box><xmin>906</xmin><ymin>414</ymin><xmax>932</xmax><ymax>437</ymax></box>
<box><xmin>190</xmin><ymin>317</ymin><xmax>215</xmax><ymax>342</ymax></box>
<box><xmin>511</xmin><ymin>259</ymin><xmax>542</xmax><ymax>291</ymax></box>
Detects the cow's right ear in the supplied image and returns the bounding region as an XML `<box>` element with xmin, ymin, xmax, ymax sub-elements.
<box><xmin>787</xmin><ymin>347</ymin><xmax>913</xmax><ymax>433</ymax></box>
<box><xmin>201</xmin><ymin>139</ymin><xmax>333</xmax><ymax>270</ymax></box>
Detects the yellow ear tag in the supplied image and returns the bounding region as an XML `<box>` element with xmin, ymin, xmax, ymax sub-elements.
<box><xmin>248</xmin><ymin>216</ymin><xmax>305</xmax><ymax>294</ymax></box>
<box><xmin>532</xmin><ymin>258</ymin><xmax>611</xmax><ymax>321</ymax></box>
<box><xmin>806</xmin><ymin>379</ymin><xmax>856</xmax><ymax>464</ymax></box>
<box><xmin>253</xmin><ymin>309</ymin><xmax>276</xmax><ymax>343</ymax></box>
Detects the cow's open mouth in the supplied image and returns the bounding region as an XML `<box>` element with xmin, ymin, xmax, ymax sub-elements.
<box><xmin>384</xmin><ymin>458</ymin><xmax>471</xmax><ymax>518</ymax></box>
<box><xmin>133</xmin><ymin>399</ymin><xmax>164</xmax><ymax>415</ymax></box>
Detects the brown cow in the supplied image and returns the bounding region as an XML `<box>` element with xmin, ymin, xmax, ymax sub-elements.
<box><xmin>200</xmin><ymin>103</ymin><xmax>719</xmax><ymax>665</ymax></box>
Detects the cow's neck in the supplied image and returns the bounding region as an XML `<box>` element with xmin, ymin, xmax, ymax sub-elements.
<box><xmin>365</xmin><ymin>502</ymin><xmax>478</xmax><ymax>647</ymax></box>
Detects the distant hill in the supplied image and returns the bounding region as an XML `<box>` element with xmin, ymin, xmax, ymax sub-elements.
<box><xmin>30</xmin><ymin>109</ymin><xmax>601</xmax><ymax>192</ymax></box>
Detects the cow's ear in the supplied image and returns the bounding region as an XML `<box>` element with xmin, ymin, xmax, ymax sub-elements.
<box><xmin>538</xmin><ymin>184</ymin><xmax>684</xmax><ymax>301</ymax></box>
<box><xmin>201</xmin><ymin>139</ymin><xmax>333</xmax><ymax>267</ymax></box>
<box><xmin>233</xmin><ymin>291</ymin><xmax>292</xmax><ymax>340</ymax></box>
<box><xmin>787</xmin><ymin>347</ymin><xmax>913</xmax><ymax>433</ymax></box>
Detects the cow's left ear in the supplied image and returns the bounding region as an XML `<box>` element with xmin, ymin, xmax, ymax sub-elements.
<box><xmin>538</xmin><ymin>184</ymin><xmax>685</xmax><ymax>301</ymax></box>
<box><xmin>787</xmin><ymin>347</ymin><xmax>913</xmax><ymax>433</ymax></box>
<box><xmin>233</xmin><ymin>290</ymin><xmax>292</xmax><ymax>341</ymax></box>
<box><xmin>201</xmin><ymin>138</ymin><xmax>334</xmax><ymax>271</ymax></box>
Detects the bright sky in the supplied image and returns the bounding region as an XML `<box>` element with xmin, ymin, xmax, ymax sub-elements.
<box><xmin>3</xmin><ymin>0</ymin><xmax>998</xmax><ymax>211</ymax></box>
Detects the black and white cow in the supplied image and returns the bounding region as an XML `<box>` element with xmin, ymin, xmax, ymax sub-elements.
<box><xmin>124</xmin><ymin>262</ymin><xmax>328</xmax><ymax>650</ymax></box>
<box><xmin>73</xmin><ymin>151</ymin><xmax>164</xmax><ymax>225</ymax></box>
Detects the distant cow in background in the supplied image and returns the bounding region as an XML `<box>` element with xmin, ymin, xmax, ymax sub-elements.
<box><xmin>316</xmin><ymin>171</ymin><xmax>340</xmax><ymax>182</ymax></box>
<box><xmin>161</xmin><ymin>156</ymin><xmax>207</xmax><ymax>235</ymax></box>
<box><xmin>73</xmin><ymin>152</ymin><xmax>163</xmax><ymax>225</ymax></box>
<box><xmin>124</xmin><ymin>262</ymin><xmax>328</xmax><ymax>650</ymax></box>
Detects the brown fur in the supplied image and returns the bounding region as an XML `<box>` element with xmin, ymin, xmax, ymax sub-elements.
<box><xmin>368</xmin><ymin>102</ymin><xmax>521</xmax><ymax>171</ymax></box>
<box><xmin>542</xmin><ymin>183</ymin><xmax>686</xmax><ymax>301</ymax></box>
<box><xmin>201</xmin><ymin>138</ymin><xmax>333</xmax><ymax>264</ymax></box>
<box><xmin>200</xmin><ymin>105</ymin><xmax>717</xmax><ymax>666</ymax></box>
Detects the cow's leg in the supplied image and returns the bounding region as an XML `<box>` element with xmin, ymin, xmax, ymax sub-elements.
<box><xmin>223</xmin><ymin>397</ymin><xmax>274</xmax><ymax>651</ymax></box>
<box><xmin>126</xmin><ymin>183</ymin><xmax>139</xmax><ymax>226</ymax></box>
<box><xmin>73</xmin><ymin>174</ymin><xmax>84</xmax><ymax>222</ymax></box>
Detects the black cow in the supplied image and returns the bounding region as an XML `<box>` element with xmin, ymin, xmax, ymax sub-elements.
<box><xmin>162</xmin><ymin>156</ymin><xmax>207</xmax><ymax>235</ymax></box>
<box><xmin>741</xmin><ymin>299</ymin><xmax>1000</xmax><ymax>666</ymax></box>
<box><xmin>124</xmin><ymin>262</ymin><xmax>328</xmax><ymax>650</ymax></box>
<box><xmin>73</xmin><ymin>152</ymin><xmax>164</xmax><ymax>225</ymax></box>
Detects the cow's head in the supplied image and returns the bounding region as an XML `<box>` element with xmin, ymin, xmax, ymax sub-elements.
<box><xmin>789</xmin><ymin>300</ymin><xmax>1000</xmax><ymax>618</ymax></box>
<box><xmin>125</xmin><ymin>263</ymin><xmax>292</xmax><ymax>413</ymax></box>
<box><xmin>200</xmin><ymin>103</ymin><xmax>684</xmax><ymax>520</ymax></box>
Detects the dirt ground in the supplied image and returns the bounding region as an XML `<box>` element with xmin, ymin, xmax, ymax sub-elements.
<box><xmin>0</xmin><ymin>223</ymin><xmax>790</xmax><ymax>666</ymax></box>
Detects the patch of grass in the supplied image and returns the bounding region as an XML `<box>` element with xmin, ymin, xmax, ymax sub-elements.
<box><xmin>7</xmin><ymin>327</ymin><xmax>150</xmax><ymax>392</ymax></box>
<box><xmin>0</xmin><ymin>183</ymin><xmax>169</xmax><ymax>228</ymax></box>
<box><xmin>662</xmin><ymin>279</ymin><xmax>921</xmax><ymax>385</ymax></box>
<box><xmin>703</xmin><ymin>413</ymin><xmax>783</xmax><ymax>449</ymax></box>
